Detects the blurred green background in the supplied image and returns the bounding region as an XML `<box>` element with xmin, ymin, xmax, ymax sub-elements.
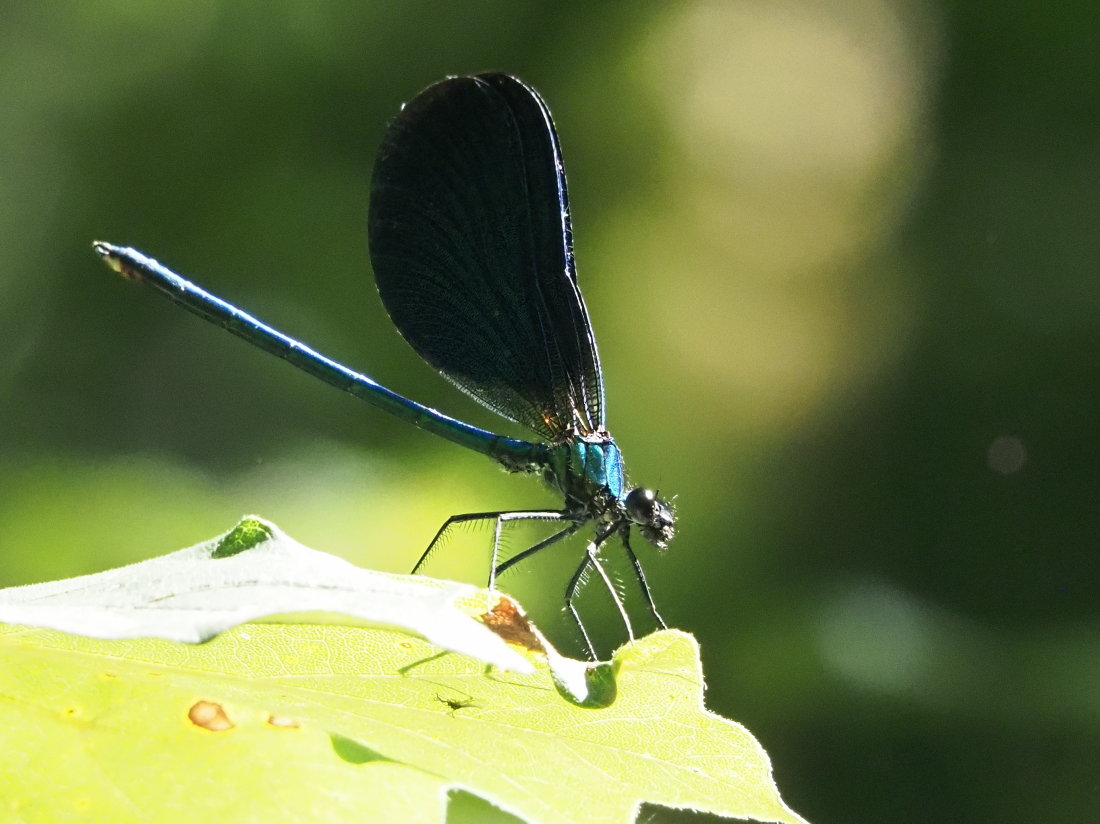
<box><xmin>1</xmin><ymin>2</ymin><xmax>1097</xmax><ymax>821</ymax></box>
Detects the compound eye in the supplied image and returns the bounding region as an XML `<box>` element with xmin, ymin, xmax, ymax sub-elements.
<box><xmin>625</xmin><ymin>487</ymin><xmax>675</xmax><ymax>548</ymax></box>
<box><xmin>625</xmin><ymin>487</ymin><xmax>658</xmax><ymax>524</ymax></box>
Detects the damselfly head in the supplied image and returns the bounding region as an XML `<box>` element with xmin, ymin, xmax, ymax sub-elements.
<box><xmin>624</xmin><ymin>487</ymin><xmax>675</xmax><ymax>548</ymax></box>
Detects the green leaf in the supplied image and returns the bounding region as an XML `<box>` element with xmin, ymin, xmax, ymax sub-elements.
<box><xmin>0</xmin><ymin>519</ymin><xmax>808</xmax><ymax>824</ymax></box>
<box><xmin>211</xmin><ymin>515</ymin><xmax>275</xmax><ymax>557</ymax></box>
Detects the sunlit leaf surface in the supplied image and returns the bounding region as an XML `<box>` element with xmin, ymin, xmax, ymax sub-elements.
<box><xmin>0</xmin><ymin>520</ymin><xmax>807</xmax><ymax>824</ymax></box>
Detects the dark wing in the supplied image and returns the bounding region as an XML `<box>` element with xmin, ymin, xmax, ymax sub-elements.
<box><xmin>367</xmin><ymin>73</ymin><xmax>604</xmax><ymax>442</ymax></box>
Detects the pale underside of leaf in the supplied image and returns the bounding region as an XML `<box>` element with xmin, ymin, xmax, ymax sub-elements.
<box><xmin>0</xmin><ymin>517</ymin><xmax>531</xmax><ymax>672</ymax></box>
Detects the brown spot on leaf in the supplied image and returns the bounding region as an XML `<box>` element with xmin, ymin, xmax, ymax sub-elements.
<box><xmin>480</xmin><ymin>595</ymin><xmax>546</xmax><ymax>653</ymax></box>
<box><xmin>266</xmin><ymin>714</ymin><xmax>300</xmax><ymax>729</ymax></box>
<box><xmin>188</xmin><ymin>701</ymin><xmax>234</xmax><ymax>731</ymax></box>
